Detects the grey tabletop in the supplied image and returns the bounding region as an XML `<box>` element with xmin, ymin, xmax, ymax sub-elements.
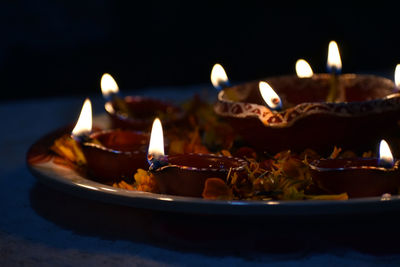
<box><xmin>2</xmin><ymin>85</ymin><xmax>400</xmax><ymax>266</ymax></box>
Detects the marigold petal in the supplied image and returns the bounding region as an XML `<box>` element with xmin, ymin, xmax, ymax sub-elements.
<box><xmin>202</xmin><ymin>178</ymin><xmax>232</xmax><ymax>200</ymax></box>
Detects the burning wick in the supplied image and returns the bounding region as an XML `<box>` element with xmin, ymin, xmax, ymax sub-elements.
<box><xmin>210</xmin><ymin>63</ymin><xmax>230</xmax><ymax>91</ymax></box>
<box><xmin>295</xmin><ymin>59</ymin><xmax>313</xmax><ymax>78</ymax></box>
<box><xmin>326</xmin><ymin>40</ymin><xmax>344</xmax><ymax>102</ymax></box>
<box><xmin>147</xmin><ymin>118</ymin><xmax>168</xmax><ymax>170</ymax></box>
<box><xmin>71</xmin><ymin>98</ymin><xmax>93</xmax><ymax>142</ymax></box>
<box><xmin>100</xmin><ymin>73</ymin><xmax>131</xmax><ymax>116</ymax></box>
<box><xmin>259</xmin><ymin>81</ymin><xmax>282</xmax><ymax>111</ymax></box>
<box><xmin>394</xmin><ymin>64</ymin><xmax>400</xmax><ymax>90</ymax></box>
<box><xmin>378</xmin><ymin>139</ymin><xmax>394</xmax><ymax>168</ymax></box>
<box><xmin>147</xmin><ymin>154</ymin><xmax>168</xmax><ymax>171</ymax></box>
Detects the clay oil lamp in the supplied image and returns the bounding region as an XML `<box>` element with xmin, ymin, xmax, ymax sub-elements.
<box><xmin>309</xmin><ymin>140</ymin><xmax>400</xmax><ymax>198</ymax></box>
<box><xmin>101</xmin><ymin>73</ymin><xmax>183</xmax><ymax>131</ymax></box>
<box><xmin>72</xmin><ymin>98</ymin><xmax>149</xmax><ymax>183</ymax></box>
<box><xmin>214</xmin><ymin>41</ymin><xmax>400</xmax><ymax>154</ymax></box>
<box><xmin>147</xmin><ymin>118</ymin><xmax>247</xmax><ymax>197</ymax></box>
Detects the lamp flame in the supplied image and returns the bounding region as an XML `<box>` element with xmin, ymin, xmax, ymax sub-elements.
<box><xmin>295</xmin><ymin>59</ymin><xmax>314</xmax><ymax>78</ymax></box>
<box><xmin>327</xmin><ymin>41</ymin><xmax>342</xmax><ymax>73</ymax></box>
<box><xmin>72</xmin><ymin>98</ymin><xmax>92</xmax><ymax>138</ymax></box>
<box><xmin>148</xmin><ymin>118</ymin><xmax>165</xmax><ymax>159</ymax></box>
<box><xmin>378</xmin><ymin>139</ymin><xmax>394</xmax><ymax>168</ymax></box>
<box><xmin>211</xmin><ymin>63</ymin><xmax>229</xmax><ymax>90</ymax></box>
<box><xmin>395</xmin><ymin>64</ymin><xmax>400</xmax><ymax>88</ymax></box>
<box><xmin>259</xmin><ymin>81</ymin><xmax>282</xmax><ymax>111</ymax></box>
<box><xmin>101</xmin><ymin>73</ymin><xmax>119</xmax><ymax>99</ymax></box>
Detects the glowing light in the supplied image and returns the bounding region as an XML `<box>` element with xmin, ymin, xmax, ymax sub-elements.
<box><xmin>327</xmin><ymin>40</ymin><xmax>342</xmax><ymax>73</ymax></box>
<box><xmin>210</xmin><ymin>63</ymin><xmax>229</xmax><ymax>90</ymax></box>
<box><xmin>378</xmin><ymin>139</ymin><xmax>394</xmax><ymax>168</ymax></box>
<box><xmin>76</xmin><ymin>183</ymin><xmax>99</xmax><ymax>191</ymax></box>
<box><xmin>295</xmin><ymin>59</ymin><xmax>313</xmax><ymax>78</ymax></box>
<box><xmin>259</xmin><ymin>81</ymin><xmax>282</xmax><ymax>111</ymax></box>
<box><xmin>158</xmin><ymin>197</ymin><xmax>174</xmax><ymax>201</ymax></box>
<box><xmin>101</xmin><ymin>73</ymin><xmax>119</xmax><ymax>98</ymax></box>
<box><xmin>395</xmin><ymin>64</ymin><xmax>400</xmax><ymax>88</ymax></box>
<box><xmin>72</xmin><ymin>98</ymin><xmax>92</xmax><ymax>137</ymax></box>
<box><xmin>148</xmin><ymin>118</ymin><xmax>165</xmax><ymax>158</ymax></box>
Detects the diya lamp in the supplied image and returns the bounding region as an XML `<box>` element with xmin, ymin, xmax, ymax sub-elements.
<box><xmin>72</xmin><ymin>98</ymin><xmax>149</xmax><ymax>183</ymax></box>
<box><xmin>309</xmin><ymin>140</ymin><xmax>400</xmax><ymax>198</ymax></box>
<box><xmin>214</xmin><ymin>41</ymin><xmax>400</xmax><ymax>154</ymax></box>
<box><xmin>147</xmin><ymin>118</ymin><xmax>247</xmax><ymax>197</ymax></box>
<box><xmin>101</xmin><ymin>73</ymin><xmax>183</xmax><ymax>131</ymax></box>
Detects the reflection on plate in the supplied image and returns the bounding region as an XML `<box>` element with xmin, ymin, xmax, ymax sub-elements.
<box><xmin>27</xmin><ymin>114</ymin><xmax>400</xmax><ymax>215</ymax></box>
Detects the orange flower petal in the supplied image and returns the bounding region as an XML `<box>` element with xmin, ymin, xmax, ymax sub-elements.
<box><xmin>202</xmin><ymin>178</ymin><xmax>232</xmax><ymax>200</ymax></box>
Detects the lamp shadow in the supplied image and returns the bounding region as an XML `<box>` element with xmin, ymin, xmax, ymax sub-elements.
<box><xmin>30</xmin><ymin>182</ymin><xmax>400</xmax><ymax>257</ymax></box>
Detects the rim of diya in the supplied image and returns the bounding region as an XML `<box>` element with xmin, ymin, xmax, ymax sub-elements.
<box><xmin>309</xmin><ymin>157</ymin><xmax>400</xmax><ymax>172</ymax></box>
<box><xmin>104</xmin><ymin>96</ymin><xmax>184</xmax><ymax>130</ymax></box>
<box><xmin>82</xmin><ymin>129</ymin><xmax>148</xmax><ymax>155</ymax></box>
<box><xmin>154</xmin><ymin>153</ymin><xmax>248</xmax><ymax>172</ymax></box>
<box><xmin>215</xmin><ymin>74</ymin><xmax>399</xmax><ymax>128</ymax></box>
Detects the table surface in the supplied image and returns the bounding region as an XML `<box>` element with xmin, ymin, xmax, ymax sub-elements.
<box><xmin>2</xmin><ymin>85</ymin><xmax>400</xmax><ymax>266</ymax></box>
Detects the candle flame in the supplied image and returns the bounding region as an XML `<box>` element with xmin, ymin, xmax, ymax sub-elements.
<box><xmin>395</xmin><ymin>64</ymin><xmax>400</xmax><ymax>88</ymax></box>
<box><xmin>101</xmin><ymin>73</ymin><xmax>119</xmax><ymax>99</ymax></box>
<box><xmin>378</xmin><ymin>139</ymin><xmax>394</xmax><ymax>168</ymax></box>
<box><xmin>259</xmin><ymin>81</ymin><xmax>282</xmax><ymax>110</ymax></box>
<box><xmin>210</xmin><ymin>63</ymin><xmax>229</xmax><ymax>90</ymax></box>
<box><xmin>148</xmin><ymin>118</ymin><xmax>165</xmax><ymax>158</ymax></box>
<box><xmin>327</xmin><ymin>40</ymin><xmax>342</xmax><ymax>73</ymax></box>
<box><xmin>72</xmin><ymin>98</ymin><xmax>92</xmax><ymax>138</ymax></box>
<box><xmin>295</xmin><ymin>59</ymin><xmax>314</xmax><ymax>78</ymax></box>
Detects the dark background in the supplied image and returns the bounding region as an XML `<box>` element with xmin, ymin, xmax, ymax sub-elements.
<box><xmin>1</xmin><ymin>2</ymin><xmax>400</xmax><ymax>100</ymax></box>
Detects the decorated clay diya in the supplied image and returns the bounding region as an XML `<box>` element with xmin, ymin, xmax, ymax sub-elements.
<box><xmin>147</xmin><ymin>118</ymin><xmax>247</xmax><ymax>197</ymax></box>
<box><xmin>101</xmin><ymin>73</ymin><xmax>183</xmax><ymax>131</ymax></box>
<box><xmin>309</xmin><ymin>140</ymin><xmax>400</xmax><ymax>198</ymax></box>
<box><xmin>71</xmin><ymin>98</ymin><xmax>149</xmax><ymax>183</ymax></box>
<box><xmin>214</xmin><ymin>73</ymin><xmax>400</xmax><ymax>154</ymax></box>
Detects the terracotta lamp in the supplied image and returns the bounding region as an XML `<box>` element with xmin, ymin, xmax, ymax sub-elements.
<box><xmin>213</xmin><ymin>44</ymin><xmax>400</xmax><ymax>154</ymax></box>
<box><xmin>147</xmin><ymin>118</ymin><xmax>247</xmax><ymax>197</ymax></box>
<box><xmin>101</xmin><ymin>73</ymin><xmax>183</xmax><ymax>131</ymax></box>
<box><xmin>72</xmin><ymin>99</ymin><xmax>149</xmax><ymax>183</ymax></box>
<box><xmin>309</xmin><ymin>140</ymin><xmax>400</xmax><ymax>198</ymax></box>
